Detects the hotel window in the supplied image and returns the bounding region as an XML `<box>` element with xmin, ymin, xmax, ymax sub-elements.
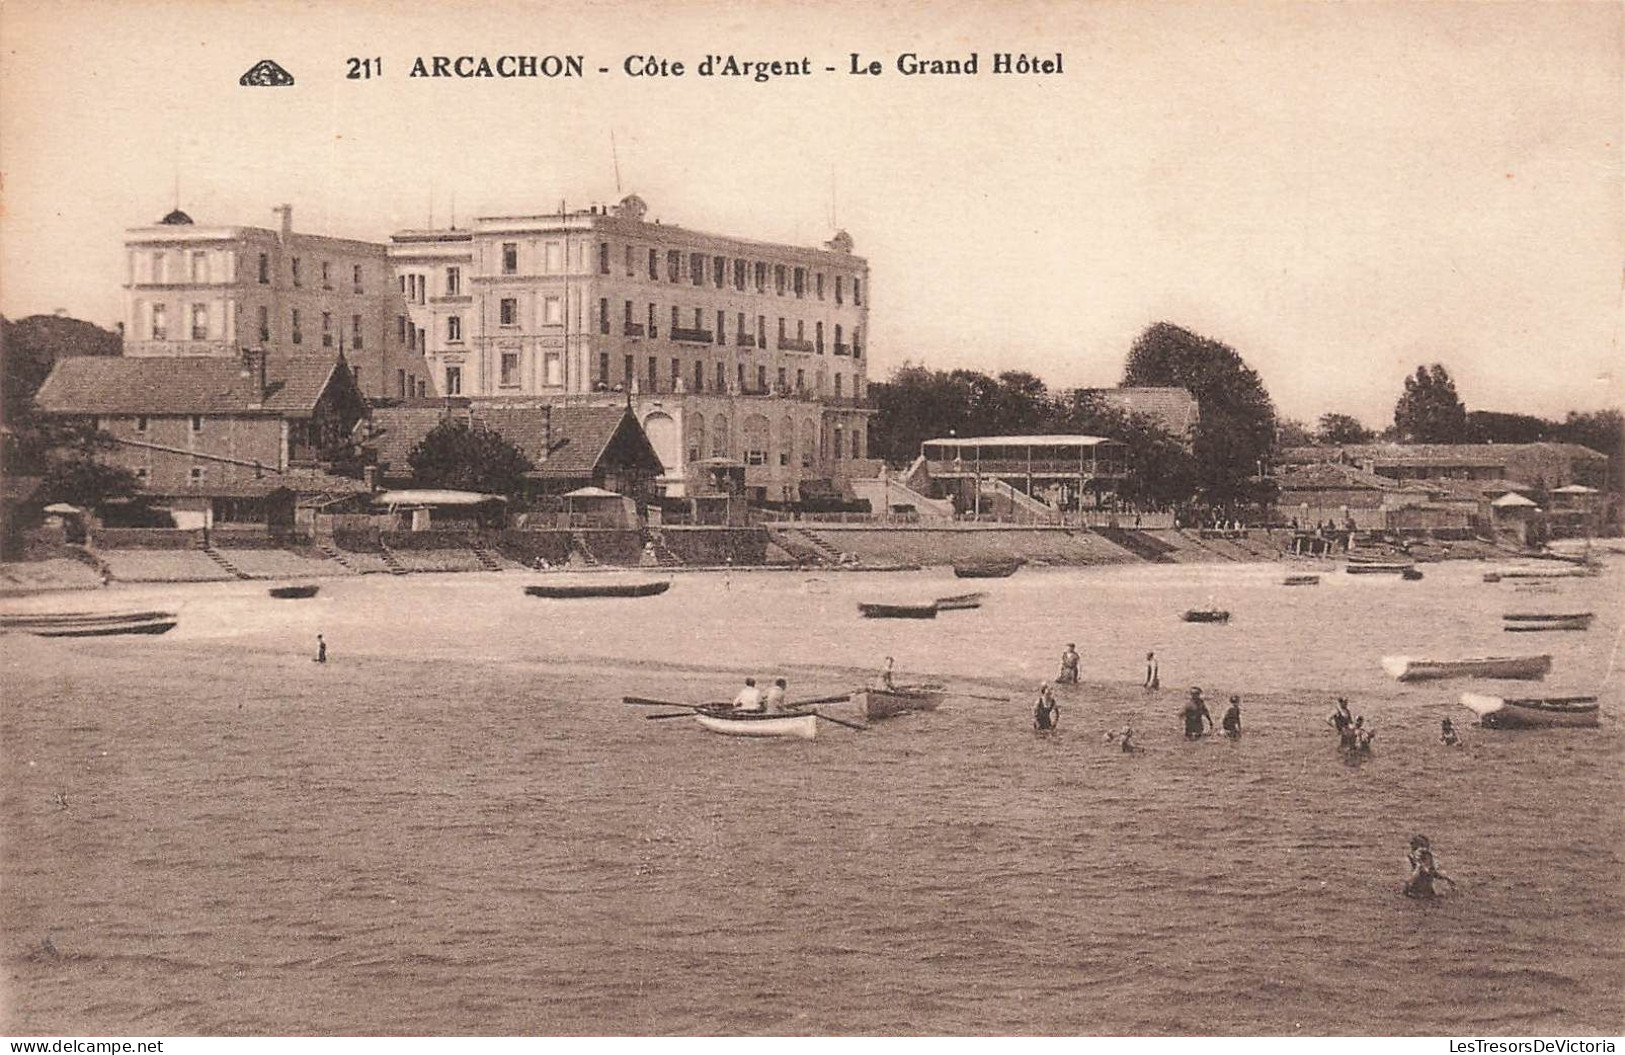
<box><xmin>648</xmin><ymin>356</ymin><xmax>658</xmax><ymax>391</ymax></box>
<box><xmin>544</xmin><ymin>296</ymin><xmax>562</xmax><ymax>325</ymax></box>
<box><xmin>737</xmin><ymin>363</ymin><xmax>746</xmax><ymax>391</ymax></box>
<box><xmin>190</xmin><ymin>415</ymin><xmax>203</xmax><ymax>432</ymax></box>
<box><xmin>599</xmin><ymin>352</ymin><xmax>610</xmax><ymax>384</ymax></box>
<box><xmin>445</xmin><ymin>267</ymin><xmax>460</xmax><ymax>295</ymax></box>
<box><xmin>852</xmin><ymin>328</ymin><xmax>861</xmax><ymax>357</ymax></box>
<box><xmin>191</xmin><ymin>303</ymin><xmax>208</xmax><ymax>340</ymax></box>
<box><xmin>690</xmin><ymin>253</ymin><xmax>705</xmax><ymax>287</ymax></box>
<box><xmin>258</xmin><ymin>306</ymin><xmax>271</xmax><ymax>343</ymax></box>
<box><xmin>737</xmin><ymin>313</ymin><xmax>747</xmax><ymax>345</ymax></box>
<box><xmin>545</xmin><ymin>242</ymin><xmax>563</xmax><ymax>272</ymax></box>
<box><xmin>757</xmin><ymin>365</ymin><xmax>767</xmax><ymax>391</ymax></box>
<box><xmin>757</xmin><ymin>315</ymin><xmax>765</xmax><ymax>348</ymax></box>
<box><xmin>835</xmin><ymin>276</ymin><xmax>843</xmax><ymax>305</ymax></box>
<box><xmin>694</xmin><ymin>361</ymin><xmax>704</xmax><ymax>392</ymax></box>
<box><xmin>624</xmin><ymin>354</ymin><xmax>634</xmax><ymax>387</ymax></box>
<box><xmin>648</xmin><ymin>248</ymin><xmax>659</xmax><ymax>280</ymax></box>
<box><xmin>716</xmin><ymin>362</ymin><xmax>726</xmax><ymax>391</ymax></box>
<box><xmin>599</xmin><ymin>298</ymin><xmax>610</xmax><ymax>334</ymax></box>
<box><xmin>500</xmin><ymin>298</ymin><xmax>518</xmax><ymax>326</ymax></box>
<box><xmin>354</xmin><ymin>264</ymin><xmax>364</xmax><ymax>293</ymax></box>
<box><xmin>816</xmin><ymin>273</ymin><xmax>825</xmax><ymax>300</ymax></box>
<box><xmin>136</xmin><ymin>416</ymin><xmax>148</xmax><ymax>433</ymax></box>
<box><xmin>774</xmin><ymin>265</ymin><xmax>786</xmax><ymax>295</ymax></box>
<box><xmin>407</xmin><ymin>325</ymin><xmax>416</xmax><ymax>350</ymax></box>
<box><xmin>777</xmin><ymin>367</ymin><xmax>787</xmax><ymax>389</ymax></box>
<box><xmin>292</xmin><ymin>257</ymin><xmax>302</xmax><ymax>287</ymax></box>
<box><xmin>445</xmin><ymin>366</ymin><xmax>462</xmax><ymax>395</ymax></box>
<box><xmin>796</xmin><ymin>368</ymin><xmax>805</xmax><ymax>392</ymax></box>
<box><xmin>321</xmin><ymin>312</ymin><xmax>333</xmax><ymax>348</ymax></box>
<box><xmin>321</xmin><ymin>261</ymin><xmax>332</xmax><ymax>289</ymax></box>
<box><xmin>258</xmin><ymin>253</ymin><xmax>270</xmax><ymax>284</ymax></box>
<box><xmin>150</xmin><ymin>304</ymin><xmax>167</xmax><ymax>340</ymax></box>
<box><xmin>745</xmin><ymin>448</ymin><xmax>765</xmax><ymax>467</ymax></box>
<box><xmin>648</xmin><ymin>303</ymin><xmax>658</xmax><ymax>338</ymax></box>
<box><xmin>853</xmin><ymin>278</ymin><xmax>862</xmax><ymax>305</ymax></box>
<box><xmin>734</xmin><ymin>259</ymin><xmax>746</xmax><ymax>290</ymax></box>
<box><xmin>599</xmin><ymin>242</ymin><xmax>610</xmax><ymax>274</ymax></box>
<box><xmin>713</xmin><ymin>256</ymin><xmax>725</xmax><ymax>288</ymax></box>
<box><xmin>716</xmin><ymin>310</ymin><xmax>726</xmax><ymax>345</ymax></box>
<box><xmin>191</xmin><ymin>252</ymin><xmax>208</xmax><ymax>283</ymax></box>
<box><xmin>544</xmin><ymin>352</ymin><xmax>562</xmax><ymax>386</ymax></box>
<box><xmin>352</xmin><ymin>314</ymin><xmax>364</xmax><ymax>349</ymax></box>
<box><xmin>397</xmin><ymin>315</ymin><xmax>407</xmax><ymax>343</ymax></box>
<box><xmin>417</xmin><ymin>327</ymin><xmax>426</xmax><ymax>352</ymax></box>
<box><xmin>694</xmin><ymin>308</ymin><xmax>705</xmax><ymax>331</ymax></box>
<box><xmin>777</xmin><ymin>317</ymin><xmax>786</xmax><ymax>342</ymax></box>
<box><xmin>447</xmin><ymin>316</ymin><xmax>462</xmax><ymax>342</ymax></box>
<box><xmin>835</xmin><ymin>323</ymin><xmax>843</xmax><ymax>350</ymax></box>
<box><xmin>625</xmin><ymin>245</ymin><xmax>636</xmax><ymax>276</ymax></box>
<box><xmin>398</xmin><ymin>370</ymin><xmax>407</xmax><ymax>398</ymax></box>
<box><xmin>816</xmin><ymin>321</ymin><xmax>824</xmax><ymax>353</ymax></box>
<box><xmin>794</xmin><ymin>268</ymin><xmax>805</xmax><ymax>298</ymax></box>
<box><xmin>671</xmin><ymin>306</ymin><xmax>680</xmax><ymax>332</ymax></box>
<box><xmin>796</xmin><ymin>320</ymin><xmax>805</xmax><ymax>342</ymax></box>
<box><xmin>151</xmin><ymin>252</ymin><xmax>166</xmax><ymax>283</ymax></box>
<box><xmin>502</xmin><ymin>243</ymin><xmax>518</xmax><ymax>274</ymax></box>
<box><xmin>671</xmin><ymin>357</ymin><xmax>680</xmax><ymax>388</ymax></box>
<box><xmin>666</xmin><ymin>250</ymin><xmax>681</xmax><ymax>283</ymax></box>
<box><xmin>291</xmin><ymin>308</ymin><xmax>301</xmax><ymax>345</ymax></box>
<box><xmin>834</xmin><ymin>374</ymin><xmax>844</xmax><ymax>397</ymax></box>
<box><xmin>754</xmin><ymin>262</ymin><xmax>766</xmax><ymax>291</ymax></box>
<box><xmin>500</xmin><ymin>351</ymin><xmax>520</xmax><ymax>387</ymax></box>
<box><xmin>624</xmin><ymin>300</ymin><xmax>635</xmax><ymax>328</ymax></box>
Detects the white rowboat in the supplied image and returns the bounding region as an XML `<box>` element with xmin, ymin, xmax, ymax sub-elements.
<box><xmin>693</xmin><ymin>710</ymin><xmax>818</xmax><ymax>740</ymax></box>
<box><xmin>1381</xmin><ymin>654</ymin><xmax>1552</xmax><ymax>682</ymax></box>
<box><xmin>1459</xmin><ymin>693</ymin><xmax>1600</xmax><ymax>729</ymax></box>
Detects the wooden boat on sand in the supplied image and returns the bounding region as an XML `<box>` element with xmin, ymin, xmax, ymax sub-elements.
<box><xmin>1345</xmin><ymin>561</ymin><xmax>1414</xmax><ymax>575</ymax></box>
<box><xmin>1503</xmin><ymin>612</ymin><xmax>1593</xmax><ymax>632</ymax></box>
<box><xmin>1401</xmin><ymin>567</ymin><xmax>1425</xmax><ymax>581</ymax></box>
<box><xmin>525</xmin><ymin>580</ymin><xmax>671</xmax><ymax>599</ymax></box>
<box><xmin>1381</xmin><ymin>654</ymin><xmax>1551</xmax><ymax>682</ymax></box>
<box><xmin>1</xmin><ymin>610</ymin><xmax>179</xmax><ymax>637</ymax></box>
<box><xmin>1181</xmin><ymin>608</ymin><xmax>1230</xmax><ymax>623</ymax></box>
<box><xmin>1489</xmin><ymin>566</ymin><xmax>1595</xmax><ymax>581</ymax></box>
<box><xmin>1283</xmin><ymin>574</ymin><xmax>1320</xmax><ymax>586</ymax></box>
<box><xmin>858</xmin><ymin>602</ymin><xmax>938</xmax><ymax>619</ymax></box>
<box><xmin>933</xmin><ymin>592</ymin><xmax>986</xmax><ymax>611</ymax></box>
<box><xmin>952</xmin><ymin>559</ymin><xmax>1023</xmax><ymax>579</ymax></box>
<box><xmin>693</xmin><ymin>709</ymin><xmax>818</xmax><ymax>740</ymax></box>
<box><xmin>269</xmin><ymin>584</ymin><xmax>320</xmax><ymax>599</ymax></box>
<box><xmin>1459</xmin><ymin>693</ymin><xmax>1600</xmax><ymax>729</ymax></box>
<box><xmin>849</xmin><ymin>684</ymin><xmax>946</xmax><ymax>720</ymax></box>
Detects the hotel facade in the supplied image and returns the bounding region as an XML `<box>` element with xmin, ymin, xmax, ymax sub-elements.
<box><xmin>389</xmin><ymin>195</ymin><xmax>877</xmax><ymax>500</ymax></box>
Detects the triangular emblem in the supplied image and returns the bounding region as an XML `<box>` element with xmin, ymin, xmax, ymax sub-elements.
<box><xmin>239</xmin><ymin>60</ymin><xmax>294</xmax><ymax>87</ymax></box>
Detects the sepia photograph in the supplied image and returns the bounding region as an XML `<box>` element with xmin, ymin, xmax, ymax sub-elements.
<box><xmin>1</xmin><ymin>0</ymin><xmax>1621</xmax><ymax>1040</ymax></box>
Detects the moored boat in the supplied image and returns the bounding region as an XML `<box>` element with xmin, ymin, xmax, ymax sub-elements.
<box><xmin>849</xmin><ymin>685</ymin><xmax>946</xmax><ymax>720</ymax></box>
<box><xmin>933</xmin><ymin>592</ymin><xmax>986</xmax><ymax>611</ymax></box>
<box><xmin>952</xmin><ymin>559</ymin><xmax>1023</xmax><ymax>579</ymax></box>
<box><xmin>1503</xmin><ymin>612</ymin><xmax>1593</xmax><ymax>632</ymax></box>
<box><xmin>1345</xmin><ymin>561</ymin><xmax>1414</xmax><ymax>575</ymax></box>
<box><xmin>858</xmin><ymin>602</ymin><xmax>938</xmax><ymax>619</ymax></box>
<box><xmin>1489</xmin><ymin>566</ymin><xmax>1595</xmax><ymax>580</ymax></box>
<box><xmin>269</xmin><ymin>584</ymin><xmax>320</xmax><ymax>599</ymax></box>
<box><xmin>1181</xmin><ymin>608</ymin><xmax>1230</xmax><ymax>623</ymax></box>
<box><xmin>31</xmin><ymin>617</ymin><xmax>178</xmax><ymax>637</ymax></box>
<box><xmin>1401</xmin><ymin>567</ymin><xmax>1424</xmax><ymax>581</ymax></box>
<box><xmin>693</xmin><ymin>709</ymin><xmax>818</xmax><ymax>740</ymax></box>
<box><xmin>1</xmin><ymin>609</ymin><xmax>174</xmax><ymax>630</ymax></box>
<box><xmin>525</xmin><ymin>580</ymin><xmax>671</xmax><ymax>599</ymax></box>
<box><xmin>1381</xmin><ymin>654</ymin><xmax>1552</xmax><ymax>682</ymax></box>
<box><xmin>1459</xmin><ymin>693</ymin><xmax>1600</xmax><ymax>729</ymax></box>
<box><xmin>1283</xmin><ymin>574</ymin><xmax>1320</xmax><ymax>586</ymax></box>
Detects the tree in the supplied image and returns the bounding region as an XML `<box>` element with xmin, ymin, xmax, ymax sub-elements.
<box><xmin>1464</xmin><ymin>410</ymin><xmax>1550</xmax><ymax>445</ymax></box>
<box><xmin>2</xmin><ymin>314</ymin><xmax>123</xmax><ymax>485</ymax></box>
<box><xmin>1316</xmin><ymin>413</ymin><xmax>1375</xmax><ymax>445</ymax></box>
<box><xmin>406</xmin><ymin>420</ymin><xmax>533</xmax><ymax>495</ymax></box>
<box><xmin>1121</xmin><ymin>322</ymin><xmax>1278</xmax><ymax>507</ymax></box>
<box><xmin>1276</xmin><ymin>418</ymin><xmax>1315</xmax><ymax>448</ymax></box>
<box><xmin>1393</xmin><ymin>364</ymin><xmax>1467</xmax><ymax>442</ymax></box>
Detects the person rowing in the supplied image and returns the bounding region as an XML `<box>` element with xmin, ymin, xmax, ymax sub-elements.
<box><xmin>1033</xmin><ymin>683</ymin><xmax>1060</xmax><ymax>731</ymax></box>
<box><xmin>1404</xmin><ymin>834</ymin><xmax>1457</xmax><ymax>898</ymax></box>
<box><xmin>1182</xmin><ymin>687</ymin><xmax>1213</xmax><ymax>739</ymax></box>
<box><xmin>732</xmin><ymin>677</ymin><xmax>764</xmax><ymax>713</ymax></box>
<box><xmin>762</xmin><ymin>678</ymin><xmax>787</xmax><ymax>714</ymax></box>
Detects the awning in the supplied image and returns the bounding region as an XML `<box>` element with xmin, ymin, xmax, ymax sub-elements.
<box><xmin>373</xmin><ymin>489</ymin><xmax>507</xmax><ymax>507</ymax></box>
<box><xmin>1491</xmin><ymin>492</ymin><xmax>1538</xmax><ymax>508</ymax></box>
<box><xmin>563</xmin><ymin>486</ymin><xmax>623</xmax><ymax>499</ymax></box>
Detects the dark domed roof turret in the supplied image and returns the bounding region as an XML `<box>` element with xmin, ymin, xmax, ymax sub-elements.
<box><xmin>159</xmin><ymin>208</ymin><xmax>195</xmax><ymax>226</ymax></box>
<box><xmin>613</xmin><ymin>194</ymin><xmax>648</xmax><ymax>222</ymax></box>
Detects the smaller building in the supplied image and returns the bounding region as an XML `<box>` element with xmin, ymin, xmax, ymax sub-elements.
<box><xmin>918</xmin><ymin>435</ymin><xmax>1128</xmax><ymax>518</ymax></box>
<box><xmin>1281</xmin><ymin>442</ymin><xmax>1608</xmax><ymax>491</ymax></box>
<box><xmin>1079</xmin><ymin>387</ymin><xmax>1199</xmax><ymax>448</ymax></box>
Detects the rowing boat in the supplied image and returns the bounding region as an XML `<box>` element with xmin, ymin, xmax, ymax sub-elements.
<box><xmin>952</xmin><ymin>559</ymin><xmax>1023</xmax><ymax>579</ymax></box>
<box><xmin>524</xmin><ymin>580</ymin><xmax>671</xmax><ymax>599</ymax></box>
<box><xmin>858</xmin><ymin>602</ymin><xmax>938</xmax><ymax>619</ymax></box>
<box><xmin>1</xmin><ymin>610</ymin><xmax>174</xmax><ymax>629</ymax></box>
<box><xmin>1345</xmin><ymin>561</ymin><xmax>1414</xmax><ymax>575</ymax></box>
<box><xmin>1283</xmin><ymin>574</ymin><xmax>1320</xmax><ymax>586</ymax></box>
<box><xmin>1488</xmin><ymin>566</ymin><xmax>1595</xmax><ymax>580</ymax></box>
<box><xmin>1459</xmin><ymin>693</ymin><xmax>1600</xmax><ymax>729</ymax></box>
<box><xmin>269</xmin><ymin>584</ymin><xmax>320</xmax><ymax>599</ymax></box>
<box><xmin>1381</xmin><ymin>654</ymin><xmax>1552</xmax><ymax>682</ymax></box>
<box><xmin>849</xmin><ymin>685</ymin><xmax>946</xmax><ymax>720</ymax></box>
<box><xmin>934</xmin><ymin>592</ymin><xmax>986</xmax><ymax>611</ymax></box>
<box><xmin>1401</xmin><ymin>567</ymin><xmax>1425</xmax><ymax>581</ymax></box>
<box><xmin>1181</xmin><ymin>608</ymin><xmax>1230</xmax><ymax>623</ymax></box>
<box><xmin>1503</xmin><ymin>612</ymin><xmax>1593</xmax><ymax>632</ymax></box>
<box><xmin>693</xmin><ymin>709</ymin><xmax>818</xmax><ymax>740</ymax></box>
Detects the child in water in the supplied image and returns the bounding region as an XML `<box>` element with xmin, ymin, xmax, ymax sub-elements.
<box><xmin>1033</xmin><ymin>684</ymin><xmax>1059</xmax><ymax>732</ymax></box>
<box><xmin>1404</xmin><ymin>835</ymin><xmax>1455</xmax><ymax>898</ymax></box>
<box><xmin>1440</xmin><ymin>718</ymin><xmax>1461</xmax><ymax>747</ymax></box>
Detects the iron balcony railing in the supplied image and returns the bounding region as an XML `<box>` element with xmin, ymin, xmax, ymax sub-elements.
<box><xmin>670</xmin><ymin>327</ymin><xmax>714</xmax><ymax>344</ymax></box>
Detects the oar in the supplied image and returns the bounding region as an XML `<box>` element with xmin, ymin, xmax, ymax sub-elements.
<box><xmin>785</xmin><ymin>693</ymin><xmax>852</xmax><ymax>709</ymax></box>
<box><xmin>624</xmin><ymin>696</ymin><xmax>695</xmax><ymax>708</ymax></box>
<box><xmin>646</xmin><ymin>712</ymin><xmax>698</xmax><ymax>720</ymax></box>
<box><xmin>811</xmin><ymin>711</ymin><xmax>867</xmax><ymax>732</ymax></box>
<box><xmin>949</xmin><ymin>692</ymin><xmax>1011</xmax><ymax>702</ymax></box>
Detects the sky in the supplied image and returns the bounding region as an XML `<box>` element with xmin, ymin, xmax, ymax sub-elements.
<box><xmin>2</xmin><ymin>0</ymin><xmax>1620</xmax><ymax>427</ymax></box>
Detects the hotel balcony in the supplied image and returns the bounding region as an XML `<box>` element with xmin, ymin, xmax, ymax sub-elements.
<box><xmin>777</xmin><ymin>336</ymin><xmax>815</xmax><ymax>353</ymax></box>
<box><xmin>623</xmin><ymin>322</ymin><xmax>646</xmax><ymax>338</ymax></box>
<box><xmin>833</xmin><ymin>343</ymin><xmax>851</xmax><ymax>356</ymax></box>
<box><xmin>670</xmin><ymin>326</ymin><xmax>714</xmax><ymax>344</ymax></box>
<box><xmin>737</xmin><ymin>334</ymin><xmax>757</xmax><ymax>349</ymax></box>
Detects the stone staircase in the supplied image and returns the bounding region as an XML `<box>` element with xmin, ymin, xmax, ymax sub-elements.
<box><xmin>377</xmin><ymin>540</ymin><xmax>409</xmax><ymax>575</ymax></box>
<box><xmin>771</xmin><ymin>527</ymin><xmax>845</xmax><ymax>564</ymax></box>
<box><xmin>977</xmin><ymin>479</ymin><xmax>1061</xmax><ymax>524</ymax></box>
<box><xmin>199</xmin><ymin>542</ymin><xmax>253</xmax><ymax>580</ymax></box>
<box><xmin>569</xmin><ymin>531</ymin><xmax>601</xmax><ymax>567</ymax></box>
<box><xmin>471</xmin><ymin>543</ymin><xmax>507</xmax><ymax>572</ymax></box>
<box><xmin>316</xmin><ymin>543</ymin><xmax>358</xmax><ymax>572</ymax></box>
<box><xmin>643</xmin><ymin>530</ymin><xmax>685</xmax><ymax>568</ymax></box>
<box><xmin>1094</xmin><ymin>527</ymin><xmax>1179</xmax><ymax>564</ymax></box>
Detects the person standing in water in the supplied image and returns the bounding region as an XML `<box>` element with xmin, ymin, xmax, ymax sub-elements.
<box><xmin>1404</xmin><ymin>835</ymin><xmax>1455</xmax><ymax>898</ymax></box>
<box><xmin>1058</xmin><ymin>643</ymin><xmax>1081</xmax><ymax>685</ymax></box>
<box><xmin>1440</xmin><ymin>718</ymin><xmax>1461</xmax><ymax>747</ymax></box>
<box><xmin>876</xmin><ymin>656</ymin><xmax>897</xmax><ymax>691</ymax></box>
<box><xmin>1182</xmin><ymin>687</ymin><xmax>1213</xmax><ymax>739</ymax></box>
<box><xmin>315</xmin><ymin>634</ymin><xmax>327</xmax><ymax>664</ymax></box>
<box><xmin>1327</xmin><ymin>697</ymin><xmax>1353</xmax><ymax>735</ymax></box>
<box><xmin>1033</xmin><ymin>684</ymin><xmax>1060</xmax><ymax>731</ymax></box>
<box><xmin>1143</xmin><ymin>651</ymin><xmax>1160</xmax><ymax>691</ymax></box>
<box><xmin>1221</xmin><ymin>695</ymin><xmax>1242</xmax><ymax>738</ymax></box>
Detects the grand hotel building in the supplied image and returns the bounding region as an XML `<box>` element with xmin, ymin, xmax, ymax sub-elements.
<box><xmin>388</xmin><ymin>194</ymin><xmax>876</xmax><ymax>500</ymax></box>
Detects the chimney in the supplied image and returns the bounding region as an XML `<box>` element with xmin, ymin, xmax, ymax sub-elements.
<box><xmin>273</xmin><ymin>204</ymin><xmax>293</xmax><ymax>240</ymax></box>
<box><xmin>241</xmin><ymin>347</ymin><xmax>268</xmax><ymax>404</ymax></box>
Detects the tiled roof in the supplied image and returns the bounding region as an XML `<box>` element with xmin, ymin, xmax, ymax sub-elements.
<box><xmin>526</xmin><ymin>406</ymin><xmax>632</xmax><ymax>476</ymax></box>
<box><xmin>367</xmin><ymin>403</ymin><xmax>642</xmax><ymax>479</ymax></box>
<box><xmin>1282</xmin><ymin>442</ymin><xmax>1607</xmax><ymax>466</ymax></box>
<box><xmin>33</xmin><ymin>355</ymin><xmax>342</xmax><ymax>416</ymax></box>
<box><xmin>1273</xmin><ymin>462</ymin><xmax>1405</xmax><ymax>492</ymax></box>
<box><xmin>1083</xmin><ymin>387</ymin><xmax>1199</xmax><ymax>436</ymax></box>
<box><xmin>367</xmin><ymin>406</ymin><xmax>460</xmax><ymax>470</ymax></box>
